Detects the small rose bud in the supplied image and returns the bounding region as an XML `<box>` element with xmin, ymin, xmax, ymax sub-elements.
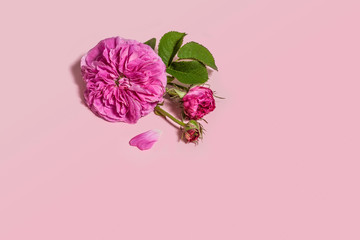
<box><xmin>182</xmin><ymin>120</ymin><xmax>203</xmax><ymax>143</ymax></box>
<box><xmin>182</xmin><ymin>86</ymin><xmax>216</xmax><ymax>120</ymax></box>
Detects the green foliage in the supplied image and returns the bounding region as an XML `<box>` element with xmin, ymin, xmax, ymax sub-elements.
<box><xmin>158</xmin><ymin>31</ymin><xmax>186</xmax><ymax>66</ymax></box>
<box><xmin>178</xmin><ymin>41</ymin><xmax>218</xmax><ymax>70</ymax></box>
<box><xmin>166</xmin><ymin>61</ymin><xmax>208</xmax><ymax>84</ymax></box>
<box><xmin>144</xmin><ymin>38</ymin><xmax>156</xmax><ymax>50</ymax></box>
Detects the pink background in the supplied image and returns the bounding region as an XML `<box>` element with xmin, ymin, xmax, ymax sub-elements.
<box><xmin>1</xmin><ymin>0</ymin><xmax>359</xmax><ymax>239</ymax></box>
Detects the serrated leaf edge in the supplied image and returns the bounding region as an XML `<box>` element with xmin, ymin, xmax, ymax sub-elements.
<box><xmin>178</xmin><ymin>41</ymin><xmax>218</xmax><ymax>71</ymax></box>
<box><xmin>158</xmin><ymin>31</ymin><xmax>187</xmax><ymax>66</ymax></box>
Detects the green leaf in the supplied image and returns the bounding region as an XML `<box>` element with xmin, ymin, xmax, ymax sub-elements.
<box><xmin>144</xmin><ymin>38</ymin><xmax>156</xmax><ymax>50</ymax></box>
<box><xmin>167</xmin><ymin>76</ymin><xmax>175</xmax><ymax>83</ymax></box>
<box><xmin>173</xmin><ymin>88</ymin><xmax>187</xmax><ymax>98</ymax></box>
<box><xmin>178</xmin><ymin>41</ymin><xmax>218</xmax><ymax>70</ymax></box>
<box><xmin>158</xmin><ymin>31</ymin><xmax>186</xmax><ymax>66</ymax></box>
<box><xmin>166</xmin><ymin>88</ymin><xmax>187</xmax><ymax>98</ymax></box>
<box><xmin>166</xmin><ymin>61</ymin><xmax>208</xmax><ymax>84</ymax></box>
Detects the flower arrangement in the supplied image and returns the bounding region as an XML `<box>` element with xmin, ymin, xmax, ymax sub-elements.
<box><xmin>81</xmin><ymin>31</ymin><xmax>220</xmax><ymax>150</ymax></box>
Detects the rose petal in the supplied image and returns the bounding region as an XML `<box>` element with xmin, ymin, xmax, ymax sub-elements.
<box><xmin>129</xmin><ymin>129</ymin><xmax>162</xmax><ymax>150</ymax></box>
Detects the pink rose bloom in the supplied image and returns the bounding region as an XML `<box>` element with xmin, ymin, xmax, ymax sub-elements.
<box><xmin>182</xmin><ymin>86</ymin><xmax>216</xmax><ymax>120</ymax></box>
<box><xmin>81</xmin><ymin>37</ymin><xmax>166</xmax><ymax>123</ymax></box>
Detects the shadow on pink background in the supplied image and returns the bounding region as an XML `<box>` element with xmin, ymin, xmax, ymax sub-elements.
<box><xmin>71</xmin><ymin>58</ymin><xmax>86</xmax><ymax>107</ymax></box>
<box><xmin>0</xmin><ymin>0</ymin><xmax>359</xmax><ymax>239</ymax></box>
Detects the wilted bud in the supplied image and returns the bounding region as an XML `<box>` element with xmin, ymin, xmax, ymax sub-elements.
<box><xmin>182</xmin><ymin>120</ymin><xmax>203</xmax><ymax>143</ymax></box>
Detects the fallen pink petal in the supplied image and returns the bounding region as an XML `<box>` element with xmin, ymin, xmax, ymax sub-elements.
<box><xmin>129</xmin><ymin>130</ymin><xmax>162</xmax><ymax>150</ymax></box>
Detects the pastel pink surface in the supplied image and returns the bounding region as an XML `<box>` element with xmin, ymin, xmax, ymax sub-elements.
<box><xmin>0</xmin><ymin>0</ymin><xmax>360</xmax><ymax>240</ymax></box>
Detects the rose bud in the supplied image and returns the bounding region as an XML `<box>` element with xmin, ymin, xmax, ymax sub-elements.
<box><xmin>182</xmin><ymin>86</ymin><xmax>216</xmax><ymax>120</ymax></box>
<box><xmin>182</xmin><ymin>120</ymin><xmax>203</xmax><ymax>143</ymax></box>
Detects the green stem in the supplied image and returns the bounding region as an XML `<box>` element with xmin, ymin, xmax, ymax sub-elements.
<box><xmin>167</xmin><ymin>82</ymin><xmax>189</xmax><ymax>91</ymax></box>
<box><xmin>155</xmin><ymin>105</ymin><xmax>186</xmax><ymax>127</ymax></box>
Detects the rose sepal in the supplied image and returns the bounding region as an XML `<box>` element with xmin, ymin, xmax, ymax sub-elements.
<box><xmin>182</xmin><ymin>120</ymin><xmax>203</xmax><ymax>144</ymax></box>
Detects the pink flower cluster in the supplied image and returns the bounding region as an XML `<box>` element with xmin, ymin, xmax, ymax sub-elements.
<box><xmin>81</xmin><ymin>34</ymin><xmax>219</xmax><ymax>150</ymax></box>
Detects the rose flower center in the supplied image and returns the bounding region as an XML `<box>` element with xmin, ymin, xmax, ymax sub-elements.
<box><xmin>114</xmin><ymin>73</ymin><xmax>130</xmax><ymax>88</ymax></box>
